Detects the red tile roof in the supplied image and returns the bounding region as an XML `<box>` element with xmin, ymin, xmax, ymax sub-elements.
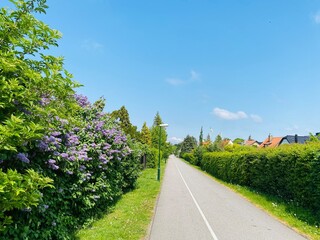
<box><xmin>244</xmin><ymin>140</ymin><xmax>258</xmax><ymax>146</ymax></box>
<box><xmin>259</xmin><ymin>137</ymin><xmax>283</xmax><ymax>148</ymax></box>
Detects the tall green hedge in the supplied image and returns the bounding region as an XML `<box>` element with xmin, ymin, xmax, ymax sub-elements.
<box><xmin>201</xmin><ymin>144</ymin><xmax>320</xmax><ymax>216</ymax></box>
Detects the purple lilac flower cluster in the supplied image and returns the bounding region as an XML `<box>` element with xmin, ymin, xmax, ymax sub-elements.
<box><xmin>39</xmin><ymin>94</ymin><xmax>52</xmax><ymax>106</ymax></box>
<box><xmin>32</xmin><ymin>94</ymin><xmax>135</xmax><ymax>224</ymax></box>
<box><xmin>16</xmin><ymin>153</ymin><xmax>30</xmax><ymax>164</ymax></box>
<box><xmin>36</xmin><ymin>116</ymin><xmax>131</xmax><ymax>175</ymax></box>
<box><xmin>74</xmin><ymin>94</ymin><xmax>91</xmax><ymax>108</ymax></box>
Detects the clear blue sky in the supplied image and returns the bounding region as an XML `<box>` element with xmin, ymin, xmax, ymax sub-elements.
<box><xmin>4</xmin><ymin>0</ymin><xmax>320</xmax><ymax>143</ymax></box>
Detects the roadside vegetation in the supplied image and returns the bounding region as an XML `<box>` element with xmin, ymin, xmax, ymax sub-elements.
<box><xmin>76</xmin><ymin>163</ymin><xmax>165</xmax><ymax>240</ymax></box>
<box><xmin>184</xmin><ymin>161</ymin><xmax>319</xmax><ymax>239</ymax></box>
<box><xmin>178</xmin><ymin>129</ymin><xmax>320</xmax><ymax>240</ymax></box>
<box><xmin>0</xmin><ymin>1</ymin><xmax>172</xmax><ymax>239</ymax></box>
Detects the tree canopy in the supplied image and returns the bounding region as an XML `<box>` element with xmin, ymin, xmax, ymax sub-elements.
<box><xmin>150</xmin><ymin>112</ymin><xmax>167</xmax><ymax>148</ymax></box>
<box><xmin>111</xmin><ymin>106</ymin><xmax>139</xmax><ymax>139</ymax></box>
<box><xmin>180</xmin><ymin>135</ymin><xmax>197</xmax><ymax>156</ymax></box>
<box><xmin>0</xmin><ymin>0</ymin><xmax>80</xmax><ymax>153</ymax></box>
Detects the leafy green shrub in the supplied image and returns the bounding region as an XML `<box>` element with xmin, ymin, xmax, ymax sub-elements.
<box><xmin>0</xmin><ymin>1</ymin><xmax>144</xmax><ymax>238</ymax></box>
<box><xmin>0</xmin><ymin>169</ymin><xmax>53</xmax><ymax>231</ymax></box>
<box><xmin>201</xmin><ymin>143</ymin><xmax>320</xmax><ymax>218</ymax></box>
<box><xmin>193</xmin><ymin>146</ymin><xmax>206</xmax><ymax>166</ymax></box>
<box><xmin>146</xmin><ymin>148</ymin><xmax>162</xmax><ymax>168</ymax></box>
<box><xmin>0</xmin><ymin>96</ymin><xmax>142</xmax><ymax>239</ymax></box>
<box><xmin>182</xmin><ymin>152</ymin><xmax>195</xmax><ymax>164</ymax></box>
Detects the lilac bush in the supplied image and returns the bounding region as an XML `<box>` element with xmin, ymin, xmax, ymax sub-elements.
<box><xmin>2</xmin><ymin>95</ymin><xmax>141</xmax><ymax>239</ymax></box>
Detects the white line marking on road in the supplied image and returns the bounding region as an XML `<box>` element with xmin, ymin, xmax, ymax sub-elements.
<box><xmin>175</xmin><ymin>162</ymin><xmax>219</xmax><ymax>240</ymax></box>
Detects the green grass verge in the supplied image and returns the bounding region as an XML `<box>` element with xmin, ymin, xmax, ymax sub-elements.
<box><xmin>76</xmin><ymin>163</ymin><xmax>165</xmax><ymax>240</ymax></box>
<box><xmin>181</xmin><ymin>159</ymin><xmax>320</xmax><ymax>240</ymax></box>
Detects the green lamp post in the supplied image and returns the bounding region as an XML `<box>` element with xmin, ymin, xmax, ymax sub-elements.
<box><xmin>157</xmin><ymin>123</ymin><xmax>168</xmax><ymax>181</ymax></box>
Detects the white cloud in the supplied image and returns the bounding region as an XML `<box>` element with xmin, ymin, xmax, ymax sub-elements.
<box><xmin>213</xmin><ymin>108</ymin><xmax>248</xmax><ymax>120</ymax></box>
<box><xmin>314</xmin><ymin>12</ymin><xmax>320</xmax><ymax>24</ymax></box>
<box><xmin>166</xmin><ymin>78</ymin><xmax>185</xmax><ymax>86</ymax></box>
<box><xmin>169</xmin><ymin>137</ymin><xmax>183</xmax><ymax>144</ymax></box>
<box><xmin>213</xmin><ymin>107</ymin><xmax>262</xmax><ymax>122</ymax></box>
<box><xmin>81</xmin><ymin>39</ymin><xmax>104</xmax><ymax>52</ymax></box>
<box><xmin>250</xmin><ymin>114</ymin><xmax>263</xmax><ymax>123</ymax></box>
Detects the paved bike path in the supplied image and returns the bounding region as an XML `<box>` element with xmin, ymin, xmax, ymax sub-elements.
<box><xmin>149</xmin><ymin>155</ymin><xmax>307</xmax><ymax>240</ymax></box>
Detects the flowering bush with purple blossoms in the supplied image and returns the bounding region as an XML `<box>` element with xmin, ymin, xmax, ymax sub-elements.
<box><xmin>1</xmin><ymin>1</ymin><xmax>144</xmax><ymax>238</ymax></box>
<box><xmin>1</xmin><ymin>96</ymin><xmax>141</xmax><ymax>240</ymax></box>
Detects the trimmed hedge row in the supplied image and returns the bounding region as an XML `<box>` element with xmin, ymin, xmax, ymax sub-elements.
<box><xmin>201</xmin><ymin>144</ymin><xmax>320</xmax><ymax>216</ymax></box>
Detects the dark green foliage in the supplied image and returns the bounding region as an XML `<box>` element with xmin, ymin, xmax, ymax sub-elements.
<box><xmin>207</xmin><ymin>134</ymin><xmax>223</xmax><ymax>152</ymax></box>
<box><xmin>206</xmin><ymin>133</ymin><xmax>211</xmax><ymax>142</ymax></box>
<box><xmin>111</xmin><ymin>106</ymin><xmax>139</xmax><ymax>139</ymax></box>
<box><xmin>181</xmin><ymin>146</ymin><xmax>205</xmax><ymax>166</ymax></box>
<box><xmin>0</xmin><ymin>1</ymin><xmax>143</xmax><ymax>239</ymax></box>
<box><xmin>150</xmin><ymin>112</ymin><xmax>170</xmax><ymax>161</ymax></box>
<box><xmin>201</xmin><ymin>143</ymin><xmax>320</xmax><ymax>219</ymax></box>
<box><xmin>150</xmin><ymin>112</ymin><xmax>167</xmax><ymax>149</ymax></box>
<box><xmin>193</xmin><ymin>146</ymin><xmax>205</xmax><ymax>166</ymax></box>
<box><xmin>145</xmin><ymin>148</ymin><xmax>162</xmax><ymax>168</ymax></box>
<box><xmin>180</xmin><ymin>135</ymin><xmax>197</xmax><ymax>157</ymax></box>
<box><xmin>199</xmin><ymin>127</ymin><xmax>203</xmax><ymax>146</ymax></box>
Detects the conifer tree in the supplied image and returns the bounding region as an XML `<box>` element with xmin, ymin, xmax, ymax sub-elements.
<box><xmin>206</xmin><ymin>133</ymin><xmax>211</xmax><ymax>142</ymax></box>
<box><xmin>150</xmin><ymin>112</ymin><xmax>167</xmax><ymax>149</ymax></box>
<box><xmin>140</xmin><ymin>122</ymin><xmax>151</xmax><ymax>146</ymax></box>
<box><xmin>111</xmin><ymin>106</ymin><xmax>138</xmax><ymax>138</ymax></box>
<box><xmin>199</xmin><ymin>127</ymin><xmax>203</xmax><ymax>146</ymax></box>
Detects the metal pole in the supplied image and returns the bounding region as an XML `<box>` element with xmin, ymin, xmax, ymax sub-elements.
<box><xmin>157</xmin><ymin>126</ymin><xmax>162</xmax><ymax>181</ymax></box>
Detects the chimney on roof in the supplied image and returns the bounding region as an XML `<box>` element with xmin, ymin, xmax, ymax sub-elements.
<box><xmin>295</xmin><ymin>134</ymin><xmax>298</xmax><ymax>143</ymax></box>
<box><xmin>248</xmin><ymin>135</ymin><xmax>252</xmax><ymax>141</ymax></box>
<box><xmin>268</xmin><ymin>134</ymin><xmax>272</xmax><ymax>142</ymax></box>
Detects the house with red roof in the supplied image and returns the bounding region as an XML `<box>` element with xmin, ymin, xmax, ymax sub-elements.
<box><xmin>259</xmin><ymin>135</ymin><xmax>283</xmax><ymax>148</ymax></box>
<box><xmin>244</xmin><ymin>136</ymin><xmax>260</xmax><ymax>147</ymax></box>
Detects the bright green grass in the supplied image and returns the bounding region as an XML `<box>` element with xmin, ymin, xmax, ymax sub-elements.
<box><xmin>76</xmin><ymin>164</ymin><xmax>165</xmax><ymax>240</ymax></box>
<box><xmin>226</xmin><ymin>184</ymin><xmax>320</xmax><ymax>240</ymax></box>
<box><xmin>182</xmin><ymin>159</ymin><xmax>320</xmax><ymax>240</ymax></box>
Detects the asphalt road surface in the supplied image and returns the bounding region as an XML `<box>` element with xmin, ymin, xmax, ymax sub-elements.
<box><xmin>149</xmin><ymin>155</ymin><xmax>307</xmax><ymax>240</ymax></box>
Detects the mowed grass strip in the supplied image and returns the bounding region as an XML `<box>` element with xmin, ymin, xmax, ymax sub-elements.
<box><xmin>226</xmin><ymin>184</ymin><xmax>320</xmax><ymax>240</ymax></box>
<box><xmin>76</xmin><ymin>165</ymin><xmax>165</xmax><ymax>240</ymax></box>
<box><xmin>182</xmin><ymin>159</ymin><xmax>320</xmax><ymax>240</ymax></box>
